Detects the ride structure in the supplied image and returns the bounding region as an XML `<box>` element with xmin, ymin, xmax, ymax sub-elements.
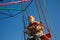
<box><xmin>0</xmin><ymin>0</ymin><xmax>56</xmax><ymax>40</ymax></box>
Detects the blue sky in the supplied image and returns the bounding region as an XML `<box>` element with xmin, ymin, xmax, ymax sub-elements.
<box><xmin>0</xmin><ymin>0</ymin><xmax>60</xmax><ymax>40</ymax></box>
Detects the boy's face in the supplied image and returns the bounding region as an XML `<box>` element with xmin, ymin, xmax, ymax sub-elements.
<box><xmin>28</xmin><ymin>16</ymin><xmax>35</xmax><ymax>22</ymax></box>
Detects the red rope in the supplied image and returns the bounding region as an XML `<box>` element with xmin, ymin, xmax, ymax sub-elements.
<box><xmin>0</xmin><ymin>0</ymin><xmax>30</xmax><ymax>6</ymax></box>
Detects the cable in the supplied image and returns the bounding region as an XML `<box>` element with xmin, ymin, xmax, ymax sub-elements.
<box><xmin>21</xmin><ymin>0</ymin><xmax>26</xmax><ymax>40</ymax></box>
<box><xmin>35</xmin><ymin>0</ymin><xmax>52</xmax><ymax>40</ymax></box>
<box><xmin>0</xmin><ymin>8</ymin><xmax>22</xmax><ymax>11</ymax></box>
<box><xmin>35</xmin><ymin>0</ymin><xmax>42</xmax><ymax>22</ymax></box>
<box><xmin>22</xmin><ymin>11</ymin><xmax>26</xmax><ymax>40</ymax></box>
<box><xmin>0</xmin><ymin>12</ymin><xmax>13</xmax><ymax>17</ymax></box>
<box><xmin>43</xmin><ymin>0</ymin><xmax>56</xmax><ymax>40</ymax></box>
<box><xmin>37</xmin><ymin>0</ymin><xmax>48</xmax><ymax>28</ymax></box>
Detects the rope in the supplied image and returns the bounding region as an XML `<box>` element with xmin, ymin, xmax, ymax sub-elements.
<box><xmin>25</xmin><ymin>7</ymin><xmax>29</xmax><ymax>17</ymax></box>
<box><xmin>22</xmin><ymin>0</ymin><xmax>29</xmax><ymax>40</ymax></box>
<box><xmin>21</xmin><ymin>0</ymin><xmax>33</xmax><ymax>40</ymax></box>
<box><xmin>35</xmin><ymin>0</ymin><xmax>50</xmax><ymax>33</ymax></box>
<box><xmin>0</xmin><ymin>12</ymin><xmax>13</xmax><ymax>17</ymax></box>
<box><xmin>21</xmin><ymin>1</ymin><xmax>32</xmax><ymax>40</ymax></box>
<box><xmin>24</xmin><ymin>0</ymin><xmax>29</xmax><ymax>27</ymax></box>
<box><xmin>22</xmin><ymin>13</ymin><xmax>26</xmax><ymax>40</ymax></box>
<box><xmin>37</xmin><ymin>0</ymin><xmax>49</xmax><ymax>28</ymax></box>
<box><xmin>43</xmin><ymin>0</ymin><xmax>56</xmax><ymax>40</ymax></box>
<box><xmin>36</xmin><ymin>1</ymin><xmax>51</xmax><ymax>39</ymax></box>
<box><xmin>35</xmin><ymin>0</ymin><xmax>42</xmax><ymax>22</ymax></box>
<box><xmin>0</xmin><ymin>8</ymin><xmax>22</xmax><ymax>11</ymax></box>
<box><xmin>21</xmin><ymin>1</ymin><xmax>26</xmax><ymax>40</ymax></box>
<box><xmin>24</xmin><ymin>0</ymin><xmax>29</xmax><ymax>17</ymax></box>
<box><xmin>36</xmin><ymin>1</ymin><xmax>52</xmax><ymax>40</ymax></box>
